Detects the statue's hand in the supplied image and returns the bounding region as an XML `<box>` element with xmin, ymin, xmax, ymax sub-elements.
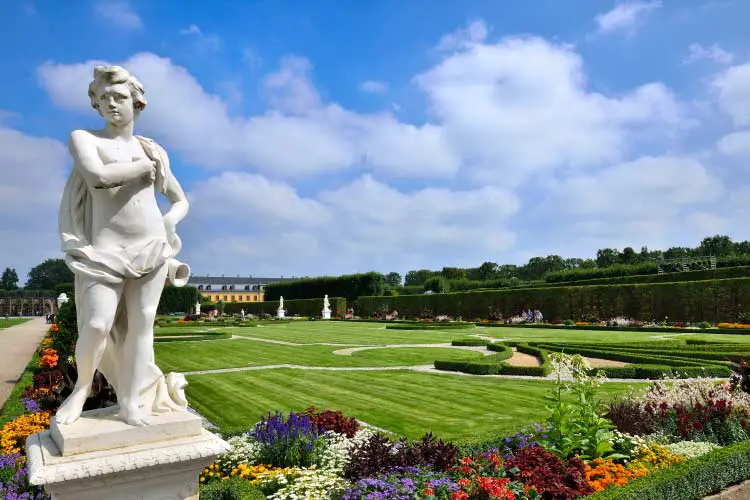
<box><xmin>134</xmin><ymin>157</ymin><xmax>157</xmax><ymax>184</ymax></box>
<box><xmin>164</xmin><ymin>216</ymin><xmax>182</xmax><ymax>256</ymax></box>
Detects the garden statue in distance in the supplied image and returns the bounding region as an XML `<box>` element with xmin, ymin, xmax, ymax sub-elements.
<box><xmin>56</xmin><ymin>65</ymin><xmax>191</xmax><ymax>427</ymax></box>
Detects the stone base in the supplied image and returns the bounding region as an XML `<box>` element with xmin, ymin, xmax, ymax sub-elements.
<box><xmin>277</xmin><ymin>310</ymin><xmax>285</xmax><ymax>319</ymax></box>
<box><xmin>322</xmin><ymin>309</ymin><xmax>331</xmax><ymax>319</ymax></box>
<box><xmin>27</xmin><ymin>407</ymin><xmax>228</xmax><ymax>500</ymax></box>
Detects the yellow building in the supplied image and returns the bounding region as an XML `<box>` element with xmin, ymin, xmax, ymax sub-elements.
<box><xmin>186</xmin><ymin>276</ymin><xmax>292</xmax><ymax>303</ymax></box>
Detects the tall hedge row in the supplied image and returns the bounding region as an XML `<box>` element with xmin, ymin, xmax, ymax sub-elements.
<box><xmin>354</xmin><ymin>278</ymin><xmax>750</xmax><ymax>323</ymax></box>
<box><xmin>223</xmin><ymin>297</ymin><xmax>347</xmax><ymax>318</ymax></box>
<box><xmin>264</xmin><ymin>272</ymin><xmax>384</xmax><ymax>301</ymax></box>
<box><xmin>157</xmin><ymin>285</ymin><xmax>201</xmax><ymax>314</ymax></box>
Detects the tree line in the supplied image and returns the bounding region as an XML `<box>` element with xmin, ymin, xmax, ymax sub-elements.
<box><xmin>395</xmin><ymin>235</ymin><xmax>750</xmax><ymax>289</ymax></box>
<box><xmin>1</xmin><ymin>259</ymin><xmax>74</xmax><ymax>292</ymax></box>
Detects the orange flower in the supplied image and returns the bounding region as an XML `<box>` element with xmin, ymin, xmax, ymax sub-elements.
<box><xmin>584</xmin><ymin>457</ymin><xmax>648</xmax><ymax>492</ymax></box>
<box><xmin>50</xmin><ymin>323</ymin><xmax>59</xmax><ymax>333</ymax></box>
<box><xmin>39</xmin><ymin>348</ymin><xmax>59</xmax><ymax>369</ymax></box>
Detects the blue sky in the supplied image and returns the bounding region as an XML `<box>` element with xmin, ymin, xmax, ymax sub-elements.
<box><xmin>1</xmin><ymin>0</ymin><xmax>749</xmax><ymax>282</ymax></box>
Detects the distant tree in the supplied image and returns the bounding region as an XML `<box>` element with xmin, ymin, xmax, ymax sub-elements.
<box><xmin>620</xmin><ymin>247</ymin><xmax>636</xmax><ymax>265</ymax></box>
<box><xmin>25</xmin><ymin>258</ymin><xmax>74</xmax><ymax>290</ymax></box>
<box><xmin>404</xmin><ymin>269</ymin><xmax>435</xmax><ymax>286</ymax></box>
<box><xmin>663</xmin><ymin>246</ymin><xmax>691</xmax><ymax>260</ymax></box>
<box><xmin>476</xmin><ymin>261</ymin><xmax>500</xmax><ymax>280</ymax></box>
<box><xmin>423</xmin><ymin>275</ymin><xmax>450</xmax><ymax>293</ymax></box>
<box><xmin>595</xmin><ymin>248</ymin><xmax>619</xmax><ymax>268</ymax></box>
<box><xmin>385</xmin><ymin>272</ymin><xmax>402</xmax><ymax>287</ymax></box>
<box><xmin>440</xmin><ymin>267</ymin><xmax>467</xmax><ymax>280</ymax></box>
<box><xmin>699</xmin><ymin>235</ymin><xmax>734</xmax><ymax>257</ymax></box>
<box><xmin>0</xmin><ymin>267</ymin><xmax>19</xmax><ymax>290</ymax></box>
<box><xmin>735</xmin><ymin>241</ymin><xmax>750</xmax><ymax>255</ymax></box>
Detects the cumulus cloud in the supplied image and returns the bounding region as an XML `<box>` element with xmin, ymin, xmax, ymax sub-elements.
<box><xmin>595</xmin><ymin>1</ymin><xmax>661</xmax><ymax>35</ymax></box>
<box><xmin>179</xmin><ymin>24</ymin><xmax>221</xmax><ymax>52</ymax></box>
<box><xmin>717</xmin><ymin>131</ymin><xmax>750</xmax><ymax>159</ymax></box>
<box><xmin>714</xmin><ymin>63</ymin><xmax>750</xmax><ymax>127</ymax></box>
<box><xmin>684</xmin><ymin>43</ymin><xmax>734</xmax><ymax>65</ymax></box>
<box><xmin>94</xmin><ymin>1</ymin><xmax>142</xmax><ymax>30</ymax></box>
<box><xmin>180</xmin><ymin>173</ymin><xmax>520</xmax><ymax>276</ymax></box>
<box><xmin>0</xmin><ymin>127</ymin><xmax>69</xmax><ymax>279</ymax></box>
<box><xmin>414</xmin><ymin>36</ymin><xmax>684</xmax><ymax>184</ymax></box>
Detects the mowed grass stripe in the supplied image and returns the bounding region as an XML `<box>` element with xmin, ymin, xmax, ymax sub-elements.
<box><xmin>155</xmin><ymin>339</ymin><xmax>483</xmax><ymax>372</ymax></box>
<box><xmin>228</xmin><ymin>322</ymin><xmax>472</xmax><ymax>345</ymax></box>
<box><xmin>185</xmin><ymin>369</ymin><xmax>634</xmax><ymax>440</ymax></box>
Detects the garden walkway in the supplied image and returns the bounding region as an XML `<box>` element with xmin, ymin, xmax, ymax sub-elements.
<box><xmin>0</xmin><ymin>318</ymin><xmax>48</xmax><ymax>409</ymax></box>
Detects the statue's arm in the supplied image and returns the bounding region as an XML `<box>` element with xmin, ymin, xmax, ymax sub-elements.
<box><xmin>162</xmin><ymin>167</ymin><xmax>189</xmax><ymax>227</ymax></box>
<box><xmin>69</xmin><ymin>130</ymin><xmax>154</xmax><ymax>189</ymax></box>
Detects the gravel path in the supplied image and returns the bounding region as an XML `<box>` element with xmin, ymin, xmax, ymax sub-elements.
<box><xmin>505</xmin><ymin>348</ymin><xmax>542</xmax><ymax>367</ymax></box>
<box><xmin>0</xmin><ymin>318</ymin><xmax>49</xmax><ymax>409</ymax></box>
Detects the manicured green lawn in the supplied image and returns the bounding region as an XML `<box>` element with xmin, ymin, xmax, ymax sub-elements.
<box><xmin>0</xmin><ymin>318</ymin><xmax>31</xmax><ymax>329</ymax></box>
<box><xmin>185</xmin><ymin>369</ymin><xmax>635</xmax><ymax>441</ymax></box>
<box><xmin>155</xmin><ymin>338</ymin><xmax>485</xmax><ymax>372</ymax></box>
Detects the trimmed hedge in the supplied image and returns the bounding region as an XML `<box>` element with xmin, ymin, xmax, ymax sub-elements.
<box><xmin>434</xmin><ymin>345</ymin><xmax>513</xmax><ymax>374</ymax></box>
<box><xmin>476</xmin><ymin>323</ymin><xmax>750</xmax><ymax>335</ymax></box>
<box><xmin>223</xmin><ymin>297</ymin><xmax>347</xmax><ymax>318</ymax></box>
<box><xmin>588</xmin><ymin>439</ymin><xmax>750</xmax><ymax>500</ymax></box>
<box><xmin>157</xmin><ymin>285</ymin><xmax>201</xmax><ymax>314</ymax></box>
<box><xmin>385</xmin><ymin>322</ymin><xmax>476</xmax><ymax>330</ymax></box>
<box><xmin>355</xmin><ymin>277</ymin><xmax>750</xmax><ymax>323</ymax></box>
<box><xmin>451</xmin><ymin>338</ymin><xmax>491</xmax><ymax>346</ymax></box>
<box><xmin>264</xmin><ymin>272</ymin><xmax>384</xmax><ymax>301</ymax></box>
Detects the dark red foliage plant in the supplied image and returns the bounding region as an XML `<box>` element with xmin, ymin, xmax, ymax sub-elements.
<box><xmin>505</xmin><ymin>446</ymin><xmax>593</xmax><ymax>500</ymax></box>
<box><xmin>302</xmin><ymin>406</ymin><xmax>360</xmax><ymax>437</ymax></box>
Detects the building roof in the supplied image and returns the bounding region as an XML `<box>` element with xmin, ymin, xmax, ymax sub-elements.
<box><xmin>187</xmin><ymin>276</ymin><xmax>295</xmax><ymax>286</ymax></box>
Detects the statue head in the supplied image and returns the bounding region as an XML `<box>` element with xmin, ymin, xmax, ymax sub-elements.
<box><xmin>88</xmin><ymin>65</ymin><xmax>147</xmax><ymax>126</ymax></box>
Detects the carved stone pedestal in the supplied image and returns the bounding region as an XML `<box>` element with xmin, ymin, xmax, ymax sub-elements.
<box><xmin>26</xmin><ymin>406</ymin><xmax>228</xmax><ymax>500</ymax></box>
<box><xmin>322</xmin><ymin>309</ymin><xmax>331</xmax><ymax>319</ymax></box>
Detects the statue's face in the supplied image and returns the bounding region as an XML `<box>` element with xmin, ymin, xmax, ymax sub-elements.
<box><xmin>93</xmin><ymin>83</ymin><xmax>136</xmax><ymax>126</ymax></box>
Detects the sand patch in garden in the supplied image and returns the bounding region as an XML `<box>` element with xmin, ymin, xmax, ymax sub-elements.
<box><xmin>504</xmin><ymin>348</ymin><xmax>542</xmax><ymax>367</ymax></box>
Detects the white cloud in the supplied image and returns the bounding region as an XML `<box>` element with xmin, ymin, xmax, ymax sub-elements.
<box><xmin>180</xmin><ymin>174</ymin><xmax>520</xmax><ymax>276</ymax></box>
<box><xmin>414</xmin><ymin>36</ymin><xmax>684</xmax><ymax>184</ymax></box>
<box><xmin>717</xmin><ymin>131</ymin><xmax>750</xmax><ymax>159</ymax></box>
<box><xmin>435</xmin><ymin>20</ymin><xmax>488</xmax><ymax>52</ymax></box>
<box><xmin>714</xmin><ymin>63</ymin><xmax>750</xmax><ymax>127</ymax></box>
<box><xmin>94</xmin><ymin>1</ymin><xmax>142</xmax><ymax>30</ymax></box>
<box><xmin>595</xmin><ymin>1</ymin><xmax>661</xmax><ymax>35</ymax></box>
<box><xmin>0</xmin><ymin>127</ymin><xmax>69</xmax><ymax>280</ymax></box>
<box><xmin>360</xmin><ymin>80</ymin><xmax>388</xmax><ymax>94</ymax></box>
<box><xmin>179</xmin><ymin>24</ymin><xmax>221</xmax><ymax>52</ymax></box>
<box><xmin>684</xmin><ymin>43</ymin><xmax>734</xmax><ymax>65</ymax></box>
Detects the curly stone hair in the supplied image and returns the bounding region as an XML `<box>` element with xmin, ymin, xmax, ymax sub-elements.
<box><xmin>87</xmin><ymin>65</ymin><xmax>147</xmax><ymax>113</ymax></box>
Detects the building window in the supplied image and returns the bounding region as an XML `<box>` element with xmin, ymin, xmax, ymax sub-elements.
<box><xmin>253</xmin><ymin>296</ymin><xmax>257</xmax><ymax>302</ymax></box>
<box><xmin>244</xmin><ymin>285</ymin><xmax>250</xmax><ymax>291</ymax></box>
<box><xmin>198</xmin><ymin>285</ymin><xmax>204</xmax><ymax>291</ymax></box>
<box><xmin>229</xmin><ymin>285</ymin><xmax>235</xmax><ymax>291</ymax></box>
<box><xmin>223</xmin><ymin>295</ymin><xmax>228</xmax><ymax>301</ymax></box>
<box><xmin>206</xmin><ymin>285</ymin><xmax>211</xmax><ymax>291</ymax></box>
<box><xmin>231</xmin><ymin>295</ymin><xmax>235</xmax><ymax>302</ymax></box>
<box><xmin>222</xmin><ymin>285</ymin><xmax>227</xmax><ymax>291</ymax></box>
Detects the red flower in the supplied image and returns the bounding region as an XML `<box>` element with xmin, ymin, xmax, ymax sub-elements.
<box><xmin>422</xmin><ymin>488</ymin><xmax>435</xmax><ymax>496</ymax></box>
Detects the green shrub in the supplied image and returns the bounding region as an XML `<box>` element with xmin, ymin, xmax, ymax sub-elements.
<box><xmin>699</xmin><ymin>321</ymin><xmax>712</xmax><ymax>329</ymax></box>
<box><xmin>451</xmin><ymin>337</ymin><xmax>490</xmax><ymax>346</ymax></box>
<box><xmin>265</xmin><ymin>272</ymin><xmax>384</xmax><ymax>301</ymax></box>
<box><xmin>588</xmin><ymin>439</ymin><xmax>750</xmax><ymax>500</ymax></box>
<box><xmin>486</xmin><ymin>343</ymin><xmax>513</xmax><ymax>360</ymax></box>
<box><xmin>199</xmin><ymin>477</ymin><xmax>265</xmax><ymax>500</ymax></box>
<box><xmin>545</xmin><ymin>263</ymin><xmax>750</xmax><ymax>285</ymax></box>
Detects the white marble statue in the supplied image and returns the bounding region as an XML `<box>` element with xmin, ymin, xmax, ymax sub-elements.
<box><xmin>56</xmin><ymin>65</ymin><xmax>190</xmax><ymax>427</ymax></box>
<box><xmin>277</xmin><ymin>296</ymin><xmax>285</xmax><ymax>318</ymax></box>
<box><xmin>240</xmin><ymin>308</ymin><xmax>245</xmax><ymax>320</ymax></box>
<box><xmin>195</xmin><ymin>300</ymin><xmax>201</xmax><ymax>316</ymax></box>
<box><xmin>278</xmin><ymin>296</ymin><xmax>284</xmax><ymax>310</ymax></box>
<box><xmin>321</xmin><ymin>294</ymin><xmax>331</xmax><ymax>319</ymax></box>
